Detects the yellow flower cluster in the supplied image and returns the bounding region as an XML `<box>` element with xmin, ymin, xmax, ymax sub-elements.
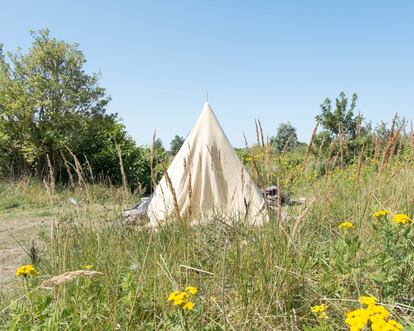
<box><xmin>168</xmin><ymin>286</ymin><xmax>198</xmax><ymax>311</ymax></box>
<box><xmin>372</xmin><ymin>210</ymin><xmax>390</xmax><ymax>218</ymax></box>
<box><xmin>392</xmin><ymin>214</ymin><xmax>412</xmax><ymax>225</ymax></box>
<box><xmin>359</xmin><ymin>296</ymin><xmax>377</xmax><ymax>306</ymax></box>
<box><xmin>339</xmin><ymin>221</ymin><xmax>355</xmax><ymax>230</ymax></box>
<box><xmin>345</xmin><ymin>296</ymin><xmax>403</xmax><ymax>331</ymax></box>
<box><xmin>372</xmin><ymin>209</ymin><xmax>412</xmax><ymax>225</ymax></box>
<box><xmin>16</xmin><ymin>264</ymin><xmax>39</xmax><ymax>277</ymax></box>
<box><xmin>311</xmin><ymin>304</ymin><xmax>328</xmax><ymax>320</ymax></box>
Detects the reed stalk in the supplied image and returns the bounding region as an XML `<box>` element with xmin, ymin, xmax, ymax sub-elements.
<box><xmin>60</xmin><ymin>151</ymin><xmax>75</xmax><ymax>188</ymax></box>
<box><xmin>302</xmin><ymin>120</ymin><xmax>319</xmax><ymax>171</ymax></box>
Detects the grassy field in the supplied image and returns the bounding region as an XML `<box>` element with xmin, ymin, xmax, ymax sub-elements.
<box><xmin>0</xmin><ymin>156</ymin><xmax>413</xmax><ymax>330</ymax></box>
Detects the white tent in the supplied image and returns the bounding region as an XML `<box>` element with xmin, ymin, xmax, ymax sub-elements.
<box><xmin>147</xmin><ymin>103</ymin><xmax>266</xmax><ymax>226</ymax></box>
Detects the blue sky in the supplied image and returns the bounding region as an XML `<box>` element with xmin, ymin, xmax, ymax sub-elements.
<box><xmin>1</xmin><ymin>1</ymin><xmax>414</xmax><ymax>147</ymax></box>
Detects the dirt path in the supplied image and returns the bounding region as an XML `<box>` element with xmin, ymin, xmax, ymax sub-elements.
<box><xmin>0</xmin><ymin>210</ymin><xmax>53</xmax><ymax>292</ymax></box>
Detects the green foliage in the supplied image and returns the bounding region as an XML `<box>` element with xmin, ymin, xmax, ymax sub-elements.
<box><xmin>313</xmin><ymin>92</ymin><xmax>372</xmax><ymax>164</ymax></box>
<box><xmin>270</xmin><ymin>122</ymin><xmax>299</xmax><ymax>152</ymax></box>
<box><xmin>0</xmin><ymin>30</ymin><xmax>163</xmax><ymax>192</ymax></box>
<box><xmin>369</xmin><ymin>215</ymin><xmax>414</xmax><ymax>300</ymax></box>
<box><xmin>316</xmin><ymin>92</ymin><xmax>360</xmax><ymax>138</ymax></box>
<box><xmin>0</xmin><ymin>29</ymin><xmax>108</xmax><ymax>173</ymax></box>
<box><xmin>170</xmin><ymin>135</ymin><xmax>185</xmax><ymax>155</ymax></box>
<box><xmin>1</xmin><ymin>157</ymin><xmax>414</xmax><ymax>330</ymax></box>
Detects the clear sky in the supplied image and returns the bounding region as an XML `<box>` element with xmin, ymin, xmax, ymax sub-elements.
<box><xmin>1</xmin><ymin>1</ymin><xmax>414</xmax><ymax>147</ymax></box>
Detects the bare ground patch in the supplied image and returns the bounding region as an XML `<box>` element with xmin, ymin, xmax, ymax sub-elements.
<box><xmin>0</xmin><ymin>210</ymin><xmax>52</xmax><ymax>292</ymax></box>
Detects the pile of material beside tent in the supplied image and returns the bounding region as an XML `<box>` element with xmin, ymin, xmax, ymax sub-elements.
<box><xmin>124</xmin><ymin>102</ymin><xmax>297</xmax><ymax>226</ymax></box>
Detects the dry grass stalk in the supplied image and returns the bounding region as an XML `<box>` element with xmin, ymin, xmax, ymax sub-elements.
<box><xmin>65</xmin><ymin>146</ymin><xmax>86</xmax><ymax>187</ymax></box>
<box><xmin>402</xmin><ymin>119</ymin><xmax>407</xmax><ymax>141</ymax></box>
<box><xmin>317</xmin><ymin>135</ymin><xmax>326</xmax><ymax>156</ymax></box>
<box><xmin>240</xmin><ymin>166</ymin><xmax>245</xmax><ymax>194</ymax></box>
<box><xmin>60</xmin><ymin>151</ymin><xmax>75</xmax><ymax>188</ymax></box>
<box><xmin>163</xmin><ymin>166</ymin><xmax>181</xmax><ymax>222</ymax></box>
<box><xmin>289</xmin><ymin>197</ymin><xmax>316</xmax><ymax>247</ymax></box>
<box><xmin>116</xmin><ymin>143</ymin><xmax>129</xmax><ymax>197</ymax></box>
<box><xmin>251</xmin><ymin>156</ymin><xmax>264</xmax><ymax>187</ymax></box>
<box><xmin>302</xmin><ymin>120</ymin><xmax>319</xmax><ymax>171</ymax></box>
<box><xmin>42</xmin><ymin>177</ymin><xmax>52</xmax><ymax>203</ymax></box>
<box><xmin>390</xmin><ymin>112</ymin><xmax>398</xmax><ymax>135</ymax></box>
<box><xmin>325</xmin><ymin>139</ymin><xmax>336</xmax><ymax>180</ymax></box>
<box><xmin>338</xmin><ymin>125</ymin><xmax>344</xmax><ymax>169</ymax></box>
<box><xmin>257</xmin><ymin>119</ymin><xmax>265</xmax><ymax>148</ymax></box>
<box><xmin>379</xmin><ymin>129</ymin><xmax>399</xmax><ymax>174</ymax></box>
<box><xmin>221</xmin><ymin>237</ymin><xmax>229</xmax><ymax>331</ymax></box>
<box><xmin>265</xmin><ymin>135</ymin><xmax>270</xmax><ymax>184</ymax></box>
<box><xmin>46</xmin><ymin>154</ymin><xmax>55</xmax><ymax>195</ymax></box>
<box><xmin>84</xmin><ymin>155</ymin><xmax>95</xmax><ymax>184</ymax></box>
<box><xmin>184</xmin><ymin>155</ymin><xmax>193</xmax><ymax>220</ymax></box>
<box><xmin>356</xmin><ymin>111</ymin><xmax>362</xmax><ymax>137</ymax></box>
<box><xmin>282</xmin><ymin>134</ymin><xmax>294</xmax><ymax>154</ymax></box>
<box><xmin>277</xmin><ymin>179</ymin><xmax>282</xmax><ymax>220</ymax></box>
<box><xmin>149</xmin><ymin>130</ymin><xmax>157</xmax><ymax>193</ymax></box>
<box><xmin>331</xmin><ymin>153</ymin><xmax>339</xmax><ymax>169</ymax></box>
<box><xmin>255</xmin><ymin>119</ymin><xmax>261</xmax><ymax>147</ymax></box>
<box><xmin>242</xmin><ymin>131</ymin><xmax>249</xmax><ymax>150</ymax></box>
<box><xmin>40</xmin><ymin>270</ymin><xmax>103</xmax><ymax>289</ymax></box>
<box><xmin>389</xmin><ymin>130</ymin><xmax>400</xmax><ymax>157</ymax></box>
<box><xmin>373</xmin><ymin>135</ymin><xmax>382</xmax><ymax>161</ymax></box>
<box><xmin>410</xmin><ymin>120</ymin><xmax>414</xmax><ymax>156</ymax></box>
<box><xmin>356</xmin><ymin>144</ymin><xmax>365</xmax><ymax>183</ymax></box>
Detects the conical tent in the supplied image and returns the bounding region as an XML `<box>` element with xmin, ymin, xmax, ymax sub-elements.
<box><xmin>147</xmin><ymin>103</ymin><xmax>266</xmax><ymax>225</ymax></box>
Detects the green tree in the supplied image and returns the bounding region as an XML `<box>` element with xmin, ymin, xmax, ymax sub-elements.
<box><xmin>313</xmin><ymin>92</ymin><xmax>369</xmax><ymax>164</ymax></box>
<box><xmin>270</xmin><ymin>122</ymin><xmax>299</xmax><ymax>152</ymax></box>
<box><xmin>153</xmin><ymin>138</ymin><xmax>164</xmax><ymax>151</ymax></box>
<box><xmin>316</xmin><ymin>92</ymin><xmax>360</xmax><ymax>139</ymax></box>
<box><xmin>0</xmin><ymin>29</ymin><xmax>110</xmax><ymax>175</ymax></box>
<box><xmin>170</xmin><ymin>135</ymin><xmax>184</xmax><ymax>155</ymax></box>
<box><xmin>0</xmin><ymin>29</ymin><xmax>156</xmax><ymax>191</ymax></box>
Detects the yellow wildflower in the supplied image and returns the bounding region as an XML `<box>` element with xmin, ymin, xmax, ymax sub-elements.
<box><xmin>311</xmin><ymin>304</ymin><xmax>327</xmax><ymax>314</ymax></box>
<box><xmin>371</xmin><ymin>317</ymin><xmax>387</xmax><ymax>331</ymax></box>
<box><xmin>344</xmin><ymin>298</ymin><xmax>402</xmax><ymax>331</ymax></box>
<box><xmin>392</xmin><ymin>214</ymin><xmax>412</xmax><ymax>225</ymax></box>
<box><xmin>173</xmin><ymin>292</ymin><xmax>188</xmax><ymax>306</ymax></box>
<box><xmin>311</xmin><ymin>304</ymin><xmax>328</xmax><ymax>319</ymax></box>
<box><xmin>372</xmin><ymin>210</ymin><xmax>390</xmax><ymax>218</ymax></box>
<box><xmin>168</xmin><ymin>291</ymin><xmax>179</xmax><ymax>302</ymax></box>
<box><xmin>168</xmin><ymin>286</ymin><xmax>198</xmax><ymax>311</ymax></box>
<box><xmin>345</xmin><ymin>309</ymin><xmax>370</xmax><ymax>330</ymax></box>
<box><xmin>185</xmin><ymin>286</ymin><xmax>198</xmax><ymax>295</ymax></box>
<box><xmin>84</xmin><ymin>265</ymin><xmax>93</xmax><ymax>270</ymax></box>
<box><xmin>183</xmin><ymin>301</ymin><xmax>194</xmax><ymax>311</ymax></box>
<box><xmin>359</xmin><ymin>295</ymin><xmax>377</xmax><ymax>306</ymax></box>
<box><xmin>338</xmin><ymin>221</ymin><xmax>355</xmax><ymax>229</ymax></box>
<box><xmin>387</xmin><ymin>319</ymin><xmax>404</xmax><ymax>331</ymax></box>
<box><xmin>367</xmin><ymin>304</ymin><xmax>390</xmax><ymax>319</ymax></box>
<box><xmin>16</xmin><ymin>264</ymin><xmax>39</xmax><ymax>277</ymax></box>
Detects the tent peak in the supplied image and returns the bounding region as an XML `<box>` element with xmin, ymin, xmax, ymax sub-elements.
<box><xmin>202</xmin><ymin>101</ymin><xmax>214</xmax><ymax>113</ymax></box>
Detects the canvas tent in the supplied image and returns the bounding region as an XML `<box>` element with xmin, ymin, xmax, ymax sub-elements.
<box><xmin>147</xmin><ymin>103</ymin><xmax>266</xmax><ymax>226</ymax></box>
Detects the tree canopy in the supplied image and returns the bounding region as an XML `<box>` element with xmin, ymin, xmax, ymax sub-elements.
<box><xmin>170</xmin><ymin>135</ymin><xmax>184</xmax><ymax>155</ymax></box>
<box><xmin>0</xmin><ymin>30</ymin><xmax>167</xmax><ymax>190</ymax></box>
<box><xmin>316</xmin><ymin>92</ymin><xmax>361</xmax><ymax>139</ymax></box>
<box><xmin>270</xmin><ymin>122</ymin><xmax>299</xmax><ymax>152</ymax></box>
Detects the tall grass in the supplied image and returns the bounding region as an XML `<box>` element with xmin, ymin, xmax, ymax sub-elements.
<box><xmin>1</xmin><ymin>154</ymin><xmax>413</xmax><ymax>329</ymax></box>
